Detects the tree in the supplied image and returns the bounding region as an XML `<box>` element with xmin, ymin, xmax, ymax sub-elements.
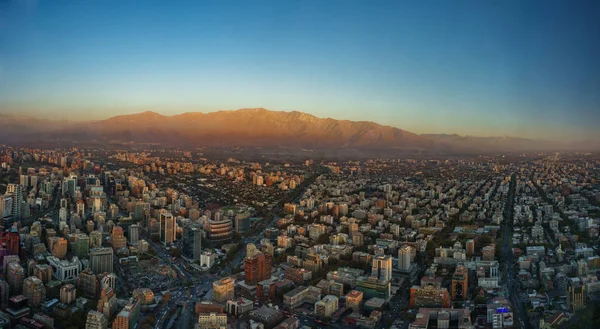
<box><xmin>317</xmin><ymin>234</ymin><xmax>330</xmax><ymax>245</ymax></box>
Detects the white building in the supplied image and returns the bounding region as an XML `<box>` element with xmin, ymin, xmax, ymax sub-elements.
<box><xmin>47</xmin><ymin>256</ymin><xmax>82</xmax><ymax>282</ymax></box>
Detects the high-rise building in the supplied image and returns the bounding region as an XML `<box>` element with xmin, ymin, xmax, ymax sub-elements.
<box><xmin>97</xmin><ymin>287</ymin><xmax>118</xmax><ymax>320</ymax></box>
<box><xmin>0</xmin><ymin>195</ymin><xmax>12</xmax><ymax>218</ymax></box>
<box><xmin>60</xmin><ymin>283</ymin><xmax>77</xmax><ymax>304</ymax></box>
<box><xmin>32</xmin><ymin>264</ymin><xmax>53</xmax><ymax>283</ymax></box>
<box><xmin>111</xmin><ymin>226</ymin><xmax>127</xmax><ymax>251</ymax></box>
<box><xmin>567</xmin><ymin>277</ymin><xmax>585</xmax><ymax>312</ymax></box>
<box><xmin>7</xmin><ymin>262</ymin><xmax>24</xmax><ymax>294</ymax></box>
<box><xmin>314</xmin><ymin>295</ymin><xmax>339</xmax><ymax>318</ymax></box>
<box><xmin>0</xmin><ymin>280</ymin><xmax>9</xmax><ymax>309</ymax></box>
<box><xmin>70</xmin><ymin>233</ymin><xmax>90</xmax><ymax>258</ymax></box>
<box><xmin>213</xmin><ymin>277</ymin><xmax>235</xmax><ymax>303</ymax></box>
<box><xmin>160</xmin><ymin>212</ymin><xmax>176</xmax><ymax>245</ymax></box>
<box><xmin>451</xmin><ymin>265</ymin><xmax>468</xmax><ymax>301</ymax></box>
<box><xmin>183</xmin><ymin>227</ymin><xmax>203</xmax><ymax>261</ymax></box>
<box><xmin>346</xmin><ymin>290</ymin><xmax>363</xmax><ymax>311</ymax></box>
<box><xmin>398</xmin><ymin>245</ymin><xmax>412</xmax><ymax>271</ymax></box>
<box><xmin>78</xmin><ymin>268</ymin><xmax>99</xmax><ymax>298</ymax></box>
<box><xmin>128</xmin><ymin>224</ymin><xmax>140</xmax><ymax>245</ymax></box>
<box><xmin>351</xmin><ymin>232</ymin><xmax>364</xmax><ymax>247</ymax></box>
<box><xmin>86</xmin><ymin>310</ymin><xmax>108</xmax><ymax>329</ymax></box>
<box><xmin>23</xmin><ymin>276</ymin><xmax>46</xmax><ymax>307</ymax></box>
<box><xmin>244</xmin><ymin>244</ymin><xmax>272</xmax><ymax>285</ymax></box>
<box><xmin>372</xmin><ymin>255</ymin><xmax>393</xmax><ymax>282</ymax></box>
<box><xmin>90</xmin><ymin>248</ymin><xmax>114</xmax><ymax>274</ymax></box>
<box><xmin>466</xmin><ymin>239</ymin><xmax>475</xmax><ymax>257</ymax></box>
<box><xmin>52</xmin><ymin>237</ymin><xmax>68</xmax><ymax>259</ymax></box>
<box><xmin>90</xmin><ymin>231</ymin><xmax>103</xmax><ymax>248</ymax></box>
<box><xmin>6</xmin><ymin>184</ymin><xmax>23</xmax><ymax>219</ymax></box>
<box><xmin>112</xmin><ymin>298</ymin><xmax>141</xmax><ymax>329</ymax></box>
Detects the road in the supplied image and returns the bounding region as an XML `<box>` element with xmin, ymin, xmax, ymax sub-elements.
<box><xmin>501</xmin><ymin>173</ymin><xmax>531</xmax><ymax>329</ymax></box>
<box><xmin>150</xmin><ymin>169</ymin><xmax>324</xmax><ymax>329</ymax></box>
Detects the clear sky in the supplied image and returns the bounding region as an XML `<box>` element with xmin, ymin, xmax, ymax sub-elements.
<box><xmin>1</xmin><ymin>0</ymin><xmax>599</xmax><ymax>140</ymax></box>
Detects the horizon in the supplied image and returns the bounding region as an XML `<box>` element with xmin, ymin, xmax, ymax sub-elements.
<box><xmin>1</xmin><ymin>0</ymin><xmax>599</xmax><ymax>142</ymax></box>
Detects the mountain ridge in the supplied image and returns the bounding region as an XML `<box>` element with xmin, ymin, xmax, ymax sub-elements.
<box><xmin>0</xmin><ymin>109</ymin><xmax>597</xmax><ymax>153</ymax></box>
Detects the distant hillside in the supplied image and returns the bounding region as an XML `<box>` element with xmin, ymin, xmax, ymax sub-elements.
<box><xmin>0</xmin><ymin>109</ymin><xmax>597</xmax><ymax>153</ymax></box>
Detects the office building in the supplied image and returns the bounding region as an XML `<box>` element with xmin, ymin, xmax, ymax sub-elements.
<box><xmin>314</xmin><ymin>295</ymin><xmax>339</xmax><ymax>318</ymax></box>
<box><xmin>398</xmin><ymin>245</ymin><xmax>413</xmax><ymax>271</ymax></box>
<box><xmin>346</xmin><ymin>290</ymin><xmax>363</xmax><ymax>311</ymax></box>
<box><xmin>70</xmin><ymin>233</ymin><xmax>90</xmax><ymax>259</ymax></box>
<box><xmin>204</xmin><ymin>218</ymin><xmax>233</xmax><ymax>245</ymax></box>
<box><xmin>97</xmin><ymin>287</ymin><xmax>118</xmax><ymax>320</ymax></box>
<box><xmin>372</xmin><ymin>255</ymin><xmax>393</xmax><ymax>282</ymax></box>
<box><xmin>113</xmin><ymin>298</ymin><xmax>141</xmax><ymax>329</ymax></box>
<box><xmin>466</xmin><ymin>239</ymin><xmax>475</xmax><ymax>257</ymax></box>
<box><xmin>78</xmin><ymin>268</ymin><xmax>99</xmax><ymax>298</ymax></box>
<box><xmin>60</xmin><ymin>283</ymin><xmax>77</xmax><ymax>304</ymax></box>
<box><xmin>183</xmin><ymin>226</ymin><xmax>203</xmax><ymax>261</ymax></box>
<box><xmin>408</xmin><ymin>308</ymin><xmax>474</xmax><ymax>329</ymax></box>
<box><xmin>244</xmin><ymin>244</ymin><xmax>272</xmax><ymax>285</ymax></box>
<box><xmin>196</xmin><ymin>312</ymin><xmax>228</xmax><ymax>329</ymax></box>
<box><xmin>352</xmin><ymin>232</ymin><xmax>364</xmax><ymax>247</ymax></box>
<box><xmin>410</xmin><ymin>285</ymin><xmax>451</xmax><ymax>309</ymax></box>
<box><xmin>23</xmin><ymin>276</ymin><xmax>45</xmax><ymax>307</ymax></box>
<box><xmin>567</xmin><ymin>277</ymin><xmax>585</xmax><ymax>312</ymax></box>
<box><xmin>86</xmin><ymin>310</ymin><xmax>108</xmax><ymax>329</ymax></box>
<box><xmin>52</xmin><ymin>237</ymin><xmax>68</xmax><ymax>259</ymax></box>
<box><xmin>32</xmin><ymin>264</ymin><xmax>53</xmax><ymax>283</ymax></box>
<box><xmin>111</xmin><ymin>226</ymin><xmax>127</xmax><ymax>251</ymax></box>
<box><xmin>452</xmin><ymin>265</ymin><xmax>468</xmax><ymax>301</ymax></box>
<box><xmin>90</xmin><ymin>248</ymin><xmax>113</xmax><ymax>274</ymax></box>
<box><xmin>7</xmin><ymin>184</ymin><xmax>23</xmax><ymax>219</ymax></box>
<box><xmin>90</xmin><ymin>231</ymin><xmax>103</xmax><ymax>248</ymax></box>
<box><xmin>225</xmin><ymin>298</ymin><xmax>253</xmax><ymax>317</ymax></box>
<box><xmin>160</xmin><ymin>212</ymin><xmax>176</xmax><ymax>245</ymax></box>
<box><xmin>47</xmin><ymin>256</ymin><xmax>82</xmax><ymax>282</ymax></box>
<box><xmin>213</xmin><ymin>277</ymin><xmax>235</xmax><ymax>303</ymax></box>
<box><xmin>355</xmin><ymin>276</ymin><xmax>391</xmax><ymax>301</ymax></box>
<box><xmin>7</xmin><ymin>262</ymin><xmax>25</xmax><ymax>294</ymax></box>
<box><xmin>128</xmin><ymin>224</ymin><xmax>140</xmax><ymax>245</ymax></box>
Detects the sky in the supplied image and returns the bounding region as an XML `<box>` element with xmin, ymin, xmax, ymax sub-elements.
<box><xmin>1</xmin><ymin>0</ymin><xmax>599</xmax><ymax>140</ymax></box>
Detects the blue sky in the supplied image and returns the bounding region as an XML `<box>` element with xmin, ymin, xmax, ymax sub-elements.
<box><xmin>1</xmin><ymin>0</ymin><xmax>599</xmax><ymax>140</ymax></box>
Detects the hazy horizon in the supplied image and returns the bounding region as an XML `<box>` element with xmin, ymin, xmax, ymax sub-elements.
<box><xmin>1</xmin><ymin>0</ymin><xmax>599</xmax><ymax>141</ymax></box>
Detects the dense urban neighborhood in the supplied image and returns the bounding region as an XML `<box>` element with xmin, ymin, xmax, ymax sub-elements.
<box><xmin>0</xmin><ymin>146</ymin><xmax>598</xmax><ymax>329</ymax></box>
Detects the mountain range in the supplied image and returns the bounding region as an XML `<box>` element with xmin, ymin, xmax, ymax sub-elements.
<box><xmin>0</xmin><ymin>109</ymin><xmax>597</xmax><ymax>153</ymax></box>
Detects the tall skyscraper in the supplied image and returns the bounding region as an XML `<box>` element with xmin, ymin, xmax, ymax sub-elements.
<box><xmin>567</xmin><ymin>277</ymin><xmax>585</xmax><ymax>312</ymax></box>
<box><xmin>183</xmin><ymin>226</ymin><xmax>202</xmax><ymax>261</ymax></box>
<box><xmin>90</xmin><ymin>248</ymin><xmax>114</xmax><ymax>274</ymax></box>
<box><xmin>129</xmin><ymin>224</ymin><xmax>140</xmax><ymax>245</ymax></box>
<box><xmin>244</xmin><ymin>244</ymin><xmax>272</xmax><ymax>285</ymax></box>
<box><xmin>398</xmin><ymin>245</ymin><xmax>412</xmax><ymax>272</ymax></box>
<box><xmin>0</xmin><ymin>195</ymin><xmax>13</xmax><ymax>218</ymax></box>
<box><xmin>6</xmin><ymin>184</ymin><xmax>22</xmax><ymax>219</ymax></box>
<box><xmin>160</xmin><ymin>212</ymin><xmax>176</xmax><ymax>245</ymax></box>
<box><xmin>372</xmin><ymin>255</ymin><xmax>393</xmax><ymax>282</ymax></box>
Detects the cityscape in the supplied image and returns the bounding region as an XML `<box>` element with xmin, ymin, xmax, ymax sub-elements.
<box><xmin>1</xmin><ymin>1</ymin><xmax>599</xmax><ymax>329</ymax></box>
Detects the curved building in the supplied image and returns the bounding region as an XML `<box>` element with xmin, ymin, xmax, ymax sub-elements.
<box><xmin>204</xmin><ymin>218</ymin><xmax>233</xmax><ymax>245</ymax></box>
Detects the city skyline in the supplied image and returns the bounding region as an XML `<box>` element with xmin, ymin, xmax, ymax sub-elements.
<box><xmin>1</xmin><ymin>0</ymin><xmax>599</xmax><ymax>141</ymax></box>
